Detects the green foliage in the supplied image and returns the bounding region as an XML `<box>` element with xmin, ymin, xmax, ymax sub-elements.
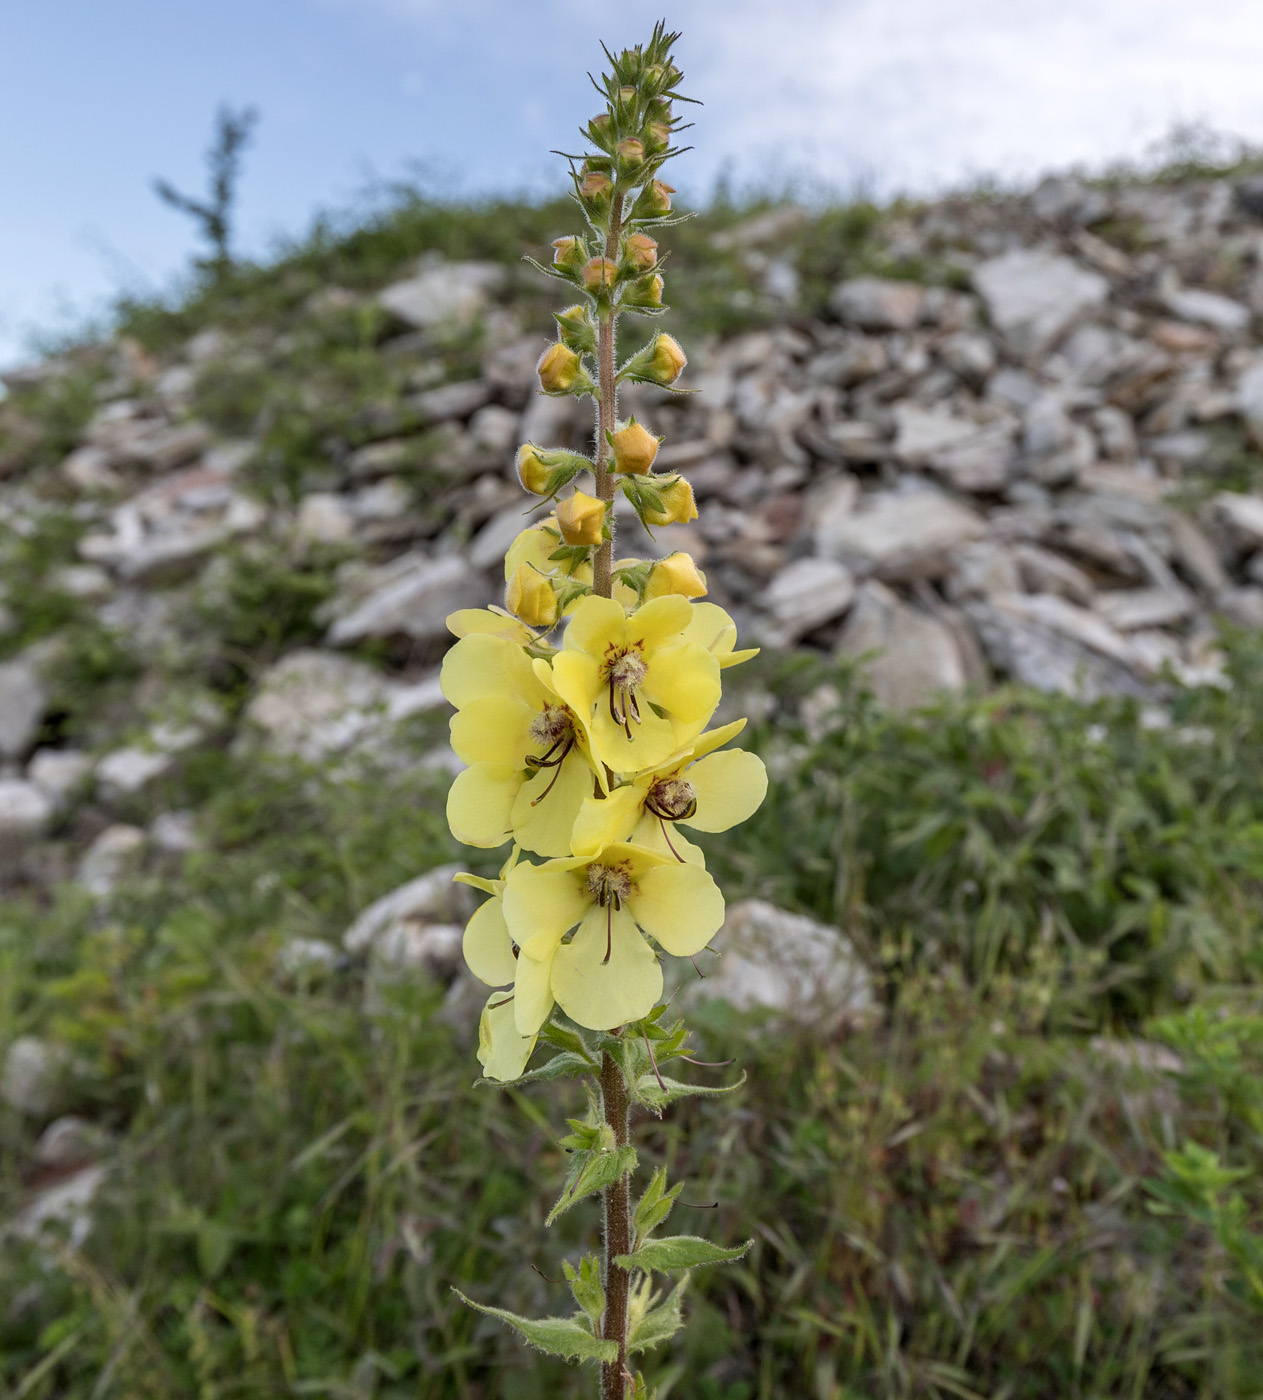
<box><xmin>615</xmin><ymin>1236</ymin><xmax>752</xmax><ymax>1274</ymax></box>
<box><xmin>451</xmin><ymin>1293</ymin><xmax>616</xmax><ymax>1364</ymax></box>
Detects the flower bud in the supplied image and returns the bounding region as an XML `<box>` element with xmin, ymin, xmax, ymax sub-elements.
<box><xmin>616</xmin><ymin>138</ymin><xmax>645</xmax><ymax>173</ymax></box>
<box><xmin>642</xmin><ymin>475</ymin><xmax>697</xmax><ymax>527</ymax></box>
<box><xmin>646</xmin><ymin>333</ymin><xmax>687</xmax><ymax>386</ymax></box>
<box><xmin>587</xmin><ymin>112</ymin><xmax>614</xmax><ymax>151</ymax></box>
<box><xmin>516</xmin><ymin>444</ymin><xmax>553</xmax><ymax>495</ymax></box>
<box><xmin>581</xmin><ymin>258</ymin><xmax>618</xmax><ymax>295</ymax></box>
<box><xmin>537</xmin><ymin>342</ymin><xmax>584</xmax><ymax>395</ymax></box>
<box><xmin>552</xmin><ymin>236</ymin><xmax>586</xmax><ymax>274</ymax></box>
<box><xmin>580</xmin><ymin>169</ymin><xmax>614</xmax><ymax>201</ymax></box>
<box><xmin>556</xmin><ymin>490</ymin><xmax>606</xmax><ymax>546</ymax></box>
<box><xmin>505</xmin><ymin>563</ymin><xmax>559</xmax><ymax>629</ymax></box>
<box><xmin>644</xmin><ymin>551</ymin><xmax>707</xmax><ymax>600</ymax></box>
<box><xmin>631</xmin><ymin>180</ymin><xmax>674</xmax><ymax>220</ymax></box>
<box><xmin>609</xmin><ymin>419</ymin><xmax>660</xmax><ymax>474</ymax></box>
<box><xmin>644</xmin><ymin>122</ymin><xmax>672</xmax><ymax>155</ymax></box>
<box><xmin>554</xmin><ymin>303</ymin><xmax>598</xmax><ymax>354</ymax></box>
<box><xmin>621</xmin><ymin>273</ymin><xmax>664</xmax><ymax>310</ymax></box>
<box><xmin>623</xmin><ymin>233</ymin><xmax>658</xmax><ymax>273</ymax></box>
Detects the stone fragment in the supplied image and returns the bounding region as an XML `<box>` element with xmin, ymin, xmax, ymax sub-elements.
<box><xmin>1213</xmin><ymin>492</ymin><xmax>1263</xmax><ymax>548</ymax></box>
<box><xmin>1236</xmin><ymin>175</ymin><xmax>1263</xmax><ymax>220</ymax></box>
<box><xmin>1215</xmin><ymin>587</ymin><xmax>1263</xmax><ymax>629</ymax></box>
<box><xmin>817</xmin><ymin>489</ymin><xmax>984</xmax><ymax>582</ymax></box>
<box><xmin>27</xmin><ymin>749</ymin><xmax>93</xmax><ymax>807</ymax></box>
<box><xmin>1095</xmin><ymin>587</ymin><xmax>1195</xmax><ymax>631</ymax></box>
<box><xmin>0</xmin><ymin>780</ymin><xmax>54</xmax><ymax>836</ymax></box>
<box><xmin>945</xmin><ymin>541</ymin><xmax>1021</xmax><ymax>601</ymax></box>
<box><xmin>1169</xmin><ymin>514</ymin><xmax>1228</xmax><ymax>594</ymax></box>
<box><xmin>830</xmin><ymin>277</ymin><xmax>925</xmax><ymax>331</ymax></box>
<box><xmin>973</xmin><ymin>249</ymin><xmax>1108</xmax><ymax>358</ymax></box>
<box><xmin>809</xmin><ymin>337</ymin><xmax>889</xmax><ymax>387</ymax></box>
<box><xmin>77</xmin><ymin>824</ymin><xmax>147</xmax><ymax>898</ymax></box>
<box><xmin>1022</xmin><ymin>395</ymin><xmax>1095</xmax><ymax>486</ymax></box>
<box><xmin>836</xmin><ymin>581</ymin><xmax>966</xmax><ymax>709</ymax></box>
<box><xmin>938</xmin><ymin>332</ymin><xmax>995</xmax><ymax>383</ymax></box>
<box><xmin>670</xmin><ymin>899</ymin><xmax>873</xmax><ymax>1031</ymax></box>
<box><xmin>1013</xmin><ymin>542</ymin><xmax>1096</xmax><ymax>605</ymax></box>
<box><xmin>759</xmin><ymin>558</ymin><xmax>855</xmax><ymax>644</ymax></box>
<box><xmin>1030</xmin><ymin>175</ymin><xmax>1108</xmax><ymax>226</ymax></box>
<box><xmin>0</xmin><ymin>657</ymin><xmax>46</xmax><ymax>758</ymax></box>
<box><xmin>378</xmin><ymin>260</ymin><xmax>504</xmax><ymax>329</ymax></box>
<box><xmin>95</xmin><ymin>748</ymin><xmax>175</xmax><ymax>798</ymax></box>
<box><xmin>325</xmin><ymin>554</ymin><xmax>483</xmax><ymax>648</ymax></box>
<box><xmin>14</xmin><ymin>1165</ymin><xmax>106</xmax><ymax>1249</ymax></box>
<box><xmin>893</xmin><ymin>404</ymin><xmax>1015</xmax><ymax>493</ymax></box>
<box><xmin>1</xmin><ymin>1036</ymin><xmax>69</xmax><ymax>1116</ymax></box>
<box><xmin>1236</xmin><ymin>360</ymin><xmax>1263</xmax><ymax>450</ymax></box>
<box><xmin>296</xmin><ymin>493</ymin><xmax>355</xmax><ymax>543</ymax></box>
<box><xmin>1162</xmin><ymin>285</ymin><xmax>1250</xmax><ymax>333</ymax></box>
<box><xmin>410</xmin><ymin>378</ymin><xmax>494</xmax><ymax>423</ymax></box>
<box><xmin>245</xmin><ymin>650</ymin><xmax>390</xmax><ymax>761</ymax></box>
<box><xmin>343</xmin><ymin>864</ymin><xmax>475</xmax><ymax>956</ymax></box>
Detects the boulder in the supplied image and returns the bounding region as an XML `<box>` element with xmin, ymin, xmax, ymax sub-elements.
<box><xmin>378</xmin><ymin>260</ymin><xmax>504</xmax><ymax>330</ymax></box>
<box><xmin>343</xmin><ymin>864</ymin><xmax>476</xmax><ymax>958</ymax></box>
<box><xmin>837</xmin><ymin>581</ymin><xmax>967</xmax><ymax>709</ymax></box>
<box><xmin>325</xmin><ymin>554</ymin><xmax>483</xmax><ymax>648</ymax></box>
<box><xmin>817</xmin><ymin>489</ymin><xmax>984</xmax><ymax>582</ymax></box>
<box><xmin>759</xmin><ymin>557</ymin><xmax>855</xmax><ymax>644</ymax></box>
<box><xmin>830</xmin><ymin>277</ymin><xmax>924</xmax><ymax>331</ymax></box>
<box><xmin>973</xmin><ymin>249</ymin><xmax>1108</xmax><ymax>357</ymax></box>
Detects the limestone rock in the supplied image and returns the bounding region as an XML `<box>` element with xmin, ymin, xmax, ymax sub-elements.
<box><xmin>0</xmin><ymin>780</ymin><xmax>54</xmax><ymax>837</ymax></box>
<box><xmin>817</xmin><ymin>489</ymin><xmax>984</xmax><ymax>582</ymax></box>
<box><xmin>2</xmin><ymin>1036</ymin><xmax>69</xmax><ymax>1116</ymax></box>
<box><xmin>837</xmin><ymin>581</ymin><xmax>967</xmax><ymax>709</ymax></box>
<box><xmin>973</xmin><ymin>249</ymin><xmax>1108</xmax><ymax>357</ymax></box>
<box><xmin>378</xmin><ymin>260</ymin><xmax>504</xmax><ymax>329</ymax></box>
<box><xmin>759</xmin><ymin>557</ymin><xmax>855</xmax><ymax>644</ymax></box>
<box><xmin>77</xmin><ymin>824</ymin><xmax>147</xmax><ymax>898</ymax></box>
<box><xmin>245</xmin><ymin>650</ymin><xmax>390</xmax><ymax>761</ymax></box>
<box><xmin>830</xmin><ymin>277</ymin><xmax>924</xmax><ymax>331</ymax></box>
<box><xmin>27</xmin><ymin>749</ymin><xmax>93</xmax><ymax>808</ymax></box>
<box><xmin>325</xmin><ymin>554</ymin><xmax>482</xmax><ymax>648</ymax></box>
<box><xmin>1162</xmin><ymin>285</ymin><xmax>1250</xmax><ymax>333</ymax></box>
<box><xmin>892</xmin><ymin>404</ymin><xmax>1015</xmax><ymax>492</ymax></box>
<box><xmin>343</xmin><ymin>864</ymin><xmax>475</xmax><ymax>957</ymax></box>
<box><xmin>0</xmin><ymin>657</ymin><xmax>46</xmax><ymax>758</ymax></box>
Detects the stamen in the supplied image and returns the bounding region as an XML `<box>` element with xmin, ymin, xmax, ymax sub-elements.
<box><xmin>488</xmin><ymin>993</ymin><xmax>515</xmax><ymax>1010</ymax></box>
<box><xmin>659</xmin><ymin>816</ymin><xmax>686</xmax><ymax>863</ymax></box>
<box><xmin>530</xmin><ymin>736</ymin><xmax>575</xmax><ymax>804</ymax></box>
<box><xmin>642</xmin><ymin>1029</ymin><xmax>667</xmax><ymax>1092</ymax></box>
<box><xmin>603</xmin><ymin>900</ymin><xmax>613</xmax><ymax>964</ymax></box>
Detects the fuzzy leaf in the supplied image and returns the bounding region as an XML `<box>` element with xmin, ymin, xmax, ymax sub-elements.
<box><xmin>476</xmin><ymin>1051</ymin><xmax>594</xmax><ymax>1087</ymax></box>
<box><xmin>615</xmin><ymin>1235</ymin><xmax>752</xmax><ymax>1273</ymax></box>
<box><xmin>636</xmin><ymin>1070</ymin><xmax>747</xmax><ymax>1112</ymax></box>
<box><xmin>563</xmin><ymin>1254</ymin><xmax>606</xmax><ymax>1324</ymax></box>
<box><xmin>452</xmin><ymin>1291</ymin><xmax>615</xmax><ymax>1363</ymax></box>
<box><xmin>558</xmin><ymin>1118</ymin><xmax>610</xmax><ymax>1153</ymax></box>
<box><xmin>633</xmin><ymin>1166</ymin><xmax>684</xmax><ymax>1241</ymax></box>
<box><xmin>628</xmin><ymin>1278</ymin><xmax>688</xmax><ymax>1354</ymax></box>
<box><xmin>548</xmin><ymin>1143</ymin><xmax>637</xmax><ymax>1225</ymax></box>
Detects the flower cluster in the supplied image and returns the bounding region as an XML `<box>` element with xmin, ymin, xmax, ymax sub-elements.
<box><xmin>440</xmin><ymin>25</ymin><xmax>766</xmax><ymax>1085</ymax></box>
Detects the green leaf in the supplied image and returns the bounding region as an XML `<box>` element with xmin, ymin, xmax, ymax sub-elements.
<box><xmin>559</xmin><ymin>1118</ymin><xmax>609</xmax><ymax>1153</ymax></box>
<box><xmin>633</xmin><ymin>1167</ymin><xmax>685</xmax><ymax>1241</ymax></box>
<box><xmin>452</xmin><ymin>1291</ymin><xmax>615</xmax><ymax>1363</ymax></box>
<box><xmin>628</xmin><ymin>1278</ymin><xmax>688</xmax><ymax>1354</ymax></box>
<box><xmin>548</xmin><ymin>1143</ymin><xmax>637</xmax><ymax>1225</ymax></box>
<box><xmin>636</xmin><ymin>1070</ymin><xmax>748</xmax><ymax>1111</ymax></box>
<box><xmin>615</xmin><ymin>1235</ymin><xmax>752</xmax><ymax>1273</ymax></box>
<box><xmin>563</xmin><ymin>1254</ymin><xmax>606</xmax><ymax>1324</ymax></box>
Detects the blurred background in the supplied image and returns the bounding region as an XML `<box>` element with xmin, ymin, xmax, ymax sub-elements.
<box><xmin>7</xmin><ymin>4</ymin><xmax>1263</xmax><ymax>1398</ymax></box>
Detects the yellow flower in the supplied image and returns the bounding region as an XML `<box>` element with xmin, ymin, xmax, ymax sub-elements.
<box><xmin>505</xmin><ymin>518</ymin><xmax>593</xmax><ymax>585</ymax></box>
<box><xmin>548</xmin><ymin>594</ymin><xmax>720</xmax><ymax>774</ymax></box>
<box><xmin>516</xmin><ymin>444</ymin><xmax>553</xmax><ymax>496</ymax></box>
<box><xmin>551</xmin><ymin>236</ymin><xmax>586</xmax><ymax>273</ymax></box>
<box><xmin>456</xmin><ymin>872</ymin><xmax>539</xmax><ymax>1082</ymax></box>
<box><xmin>610</xmin><ymin>419</ymin><xmax>660</xmax><ymax>475</ymax></box>
<box><xmin>623</xmin><ymin>233</ymin><xmax>659</xmax><ymax>272</ymax></box>
<box><xmin>644</xmin><ymin>551</ymin><xmax>707</xmax><ymax>601</ymax></box>
<box><xmin>502</xmin><ymin>841</ymin><xmax>725</xmax><ymax>1031</ymax></box>
<box><xmin>683</xmin><ymin>601</ymin><xmax>760</xmax><ymax>669</ymax></box>
<box><xmin>646</xmin><ymin>333</ymin><xmax>687</xmax><ymax>386</ymax></box>
<box><xmin>537</xmin><ymin>342</ymin><xmax>584</xmax><ymax>394</ymax></box>
<box><xmin>441</xmin><ymin>634</ymin><xmax>595</xmax><ymax>856</ymax></box>
<box><xmin>505</xmin><ymin>563</ymin><xmax>560</xmax><ymax>629</ymax></box>
<box><xmin>446</xmin><ymin>606</ymin><xmax>537</xmax><ymax>644</ymax></box>
<box><xmin>478</xmin><ymin>992</ymin><xmax>539</xmax><ymax>1083</ymax></box>
<box><xmin>642</xmin><ymin>475</ymin><xmax>697</xmax><ymax>526</ymax></box>
<box><xmin>570</xmin><ymin>720</ymin><xmax>767</xmax><ymax>864</ymax></box>
<box><xmin>556</xmin><ymin>491</ymin><xmax>606</xmax><ymax>546</ymax></box>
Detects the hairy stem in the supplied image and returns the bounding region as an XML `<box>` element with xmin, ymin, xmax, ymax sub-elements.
<box><xmin>593</xmin><ymin>193</ymin><xmax>624</xmax><ymax>601</ymax></box>
<box><xmin>600</xmin><ymin>1050</ymin><xmax>631</xmax><ymax>1400</ymax></box>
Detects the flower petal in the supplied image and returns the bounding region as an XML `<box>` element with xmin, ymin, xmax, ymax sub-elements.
<box><xmin>641</xmin><ymin>642</ymin><xmax>720</xmax><ymax>725</ymax></box>
<box><xmin>446</xmin><ymin>764</ymin><xmax>519</xmax><ymax>848</ymax></box>
<box><xmin>448</xmin><ymin>608</ymin><xmax>535</xmax><ymax>644</ymax></box>
<box><xmin>550</xmin><ymin>905</ymin><xmax>663</xmax><ymax>1031</ymax></box>
<box><xmin>511</xmin><ymin>748</ymin><xmax>594</xmax><ymax>858</ymax></box>
<box><xmin>502</xmin><ymin>859</ymin><xmax>590</xmax><ymax>958</ymax></box>
<box><xmin>630</xmin><ymin>811</ymin><xmax>706</xmax><ymax>866</ymax></box>
<box><xmin>626</xmin><ymin>594</ymin><xmax>691</xmax><ymax>649</ymax></box>
<box><xmin>631</xmin><ymin>862</ymin><xmax>725</xmax><ymax>957</ymax></box>
<box><xmin>463</xmin><ymin>896</ymin><xmax>516</xmax><ymax>986</ymax></box>
<box><xmin>571</xmin><ymin>782</ymin><xmax>646</xmax><ymax>857</ymax></box>
<box><xmin>450</xmin><ymin>696</ymin><xmax>534</xmax><ymax>766</ymax></box>
<box><xmin>441</xmin><ymin>634</ymin><xmax>543</xmax><ymax>710</ymax></box>
<box><xmin>513</xmin><ymin>950</ymin><xmax>556</xmax><ymax>1035</ymax></box>
<box><xmin>478</xmin><ymin>993</ymin><xmax>539</xmax><ymax>1082</ymax></box>
<box><xmin>564</xmin><ymin>594</ymin><xmax>627</xmax><ymax>655</ymax></box>
<box><xmin>685</xmin><ymin>749</ymin><xmax>768</xmax><ymax>833</ymax></box>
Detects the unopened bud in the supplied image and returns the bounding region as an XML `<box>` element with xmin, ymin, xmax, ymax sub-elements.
<box><xmin>646</xmin><ymin>333</ymin><xmax>687</xmax><ymax>386</ymax></box>
<box><xmin>552</xmin><ymin>236</ymin><xmax>586</xmax><ymax>273</ymax></box>
<box><xmin>644</xmin><ymin>122</ymin><xmax>672</xmax><ymax>155</ymax></box>
<box><xmin>515</xmin><ymin>443</ymin><xmax>586</xmax><ymax>497</ymax></box>
<box><xmin>622</xmin><ymin>273</ymin><xmax>664</xmax><ymax>310</ymax></box>
<box><xmin>623</xmin><ymin>233</ymin><xmax>658</xmax><ymax>272</ymax></box>
<box><xmin>609</xmin><ymin>419</ymin><xmax>660</xmax><ymax>474</ymax></box>
<box><xmin>516</xmin><ymin>444</ymin><xmax>553</xmax><ymax>495</ymax></box>
<box><xmin>505</xmin><ymin>563</ymin><xmax>559</xmax><ymax>628</ymax></box>
<box><xmin>616</xmin><ymin>138</ymin><xmax>645</xmax><ymax>171</ymax></box>
<box><xmin>587</xmin><ymin>113</ymin><xmax>614</xmax><ymax>150</ymax></box>
<box><xmin>554</xmin><ymin>303</ymin><xmax>598</xmax><ymax>354</ymax></box>
<box><xmin>556</xmin><ymin>490</ymin><xmax>606</xmax><ymax>546</ymax></box>
<box><xmin>618</xmin><ymin>85</ymin><xmax>636</xmax><ymax>106</ymax></box>
<box><xmin>642</xmin><ymin>475</ymin><xmax>697</xmax><ymax>527</ymax></box>
<box><xmin>537</xmin><ymin>342</ymin><xmax>585</xmax><ymax>395</ymax></box>
<box><xmin>631</xmin><ymin>180</ymin><xmax>674</xmax><ymax>220</ymax></box>
<box><xmin>645</xmin><ymin>551</ymin><xmax>707</xmax><ymax>600</ymax></box>
<box><xmin>581</xmin><ymin>258</ymin><xmax>618</xmax><ymax>295</ymax></box>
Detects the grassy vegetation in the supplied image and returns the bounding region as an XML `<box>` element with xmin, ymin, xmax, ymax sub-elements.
<box><xmin>2</xmin><ymin>642</ymin><xmax>1263</xmax><ymax>1398</ymax></box>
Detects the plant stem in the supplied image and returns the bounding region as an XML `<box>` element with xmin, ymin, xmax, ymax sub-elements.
<box><xmin>593</xmin><ymin>194</ymin><xmax>624</xmax><ymax>601</ymax></box>
<box><xmin>600</xmin><ymin>1049</ymin><xmax>631</xmax><ymax>1400</ymax></box>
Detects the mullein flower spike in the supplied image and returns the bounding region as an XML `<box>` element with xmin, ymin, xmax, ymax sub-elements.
<box><xmin>443</xmin><ymin>25</ymin><xmax>758</xmax><ymax>1398</ymax></box>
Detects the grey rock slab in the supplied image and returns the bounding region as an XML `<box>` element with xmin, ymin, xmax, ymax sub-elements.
<box><xmin>1213</xmin><ymin>492</ymin><xmax>1263</xmax><ymax>548</ymax></box>
<box><xmin>378</xmin><ymin>260</ymin><xmax>504</xmax><ymax>329</ymax></box>
<box><xmin>1163</xmin><ymin>286</ymin><xmax>1250</xmax><ymax>333</ymax></box>
<box><xmin>1</xmin><ymin>1036</ymin><xmax>69</xmax><ymax>1117</ymax></box>
<box><xmin>0</xmin><ymin>780</ymin><xmax>54</xmax><ymax>836</ymax></box>
<box><xmin>758</xmin><ymin>557</ymin><xmax>855</xmax><ymax>644</ymax></box>
<box><xmin>1169</xmin><ymin>514</ymin><xmax>1229</xmax><ymax>594</ymax></box>
<box><xmin>343</xmin><ymin>864</ymin><xmax>475</xmax><ymax>956</ymax></box>
<box><xmin>670</xmin><ymin>898</ymin><xmax>874</xmax><ymax>1032</ymax></box>
<box><xmin>1237</xmin><ymin>360</ymin><xmax>1263</xmax><ymax>449</ymax></box>
<box><xmin>973</xmin><ymin>249</ymin><xmax>1108</xmax><ymax>357</ymax></box>
<box><xmin>1022</xmin><ymin>394</ymin><xmax>1095</xmax><ymax>487</ymax></box>
<box><xmin>325</xmin><ymin>554</ymin><xmax>483</xmax><ymax>647</ymax></box>
<box><xmin>409</xmin><ymin>378</ymin><xmax>493</xmax><ymax>422</ymax></box>
<box><xmin>945</xmin><ymin>541</ymin><xmax>1022</xmax><ymax>601</ymax></box>
<box><xmin>818</xmin><ymin>489</ymin><xmax>984</xmax><ymax>582</ymax></box>
<box><xmin>830</xmin><ymin>277</ymin><xmax>925</xmax><ymax>331</ymax></box>
<box><xmin>1095</xmin><ymin>586</ymin><xmax>1196</xmax><ymax>631</ymax></box>
<box><xmin>0</xmin><ymin>658</ymin><xmax>46</xmax><ymax>758</ymax></box>
<box><xmin>1013</xmin><ymin>542</ymin><xmax>1096</xmax><ymax>605</ymax></box>
<box><xmin>1215</xmin><ymin>586</ymin><xmax>1263</xmax><ymax>629</ymax></box>
<box><xmin>245</xmin><ymin>649</ymin><xmax>390</xmax><ymax>761</ymax></box>
<box><xmin>96</xmin><ymin>747</ymin><xmax>176</xmax><ymax>799</ymax></box>
<box><xmin>836</xmin><ymin>580</ymin><xmax>967</xmax><ymax>709</ymax></box>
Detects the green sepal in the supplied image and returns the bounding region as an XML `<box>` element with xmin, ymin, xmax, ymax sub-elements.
<box><xmin>539</xmin><ymin>1022</ymin><xmax>595</xmax><ymax>1060</ymax></box>
<box><xmin>548</xmin><ymin>1143</ymin><xmax>637</xmax><ymax>1225</ymax></box>
<box><xmin>628</xmin><ymin>1276</ymin><xmax>688</xmax><ymax>1355</ymax></box>
<box><xmin>521</xmin><ymin>254</ymin><xmax>583</xmax><ymax>288</ymax></box>
<box><xmin>637</xmin><ymin>1069</ymin><xmax>748</xmax><ymax>1113</ymax></box>
<box><xmin>452</xmin><ymin>1290</ymin><xmax>616</xmax><ymax>1363</ymax></box>
<box><xmin>563</xmin><ymin>1253</ymin><xmax>606</xmax><ymax>1325</ymax></box>
<box><xmin>615</xmin><ymin>1235</ymin><xmax>752</xmax><ymax>1274</ymax></box>
<box><xmin>633</xmin><ymin>1166</ymin><xmax>685</xmax><ymax>1241</ymax></box>
<box><xmin>473</xmin><ymin>1052</ymin><xmax>595</xmax><ymax>1088</ymax></box>
<box><xmin>558</xmin><ymin>1118</ymin><xmax>609</xmax><ymax>1154</ymax></box>
<box><xmin>548</xmin><ymin>544</ymin><xmax>596</xmax><ymax>567</ymax></box>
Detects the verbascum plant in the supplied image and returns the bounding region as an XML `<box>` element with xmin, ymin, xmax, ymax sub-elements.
<box><xmin>441</xmin><ymin>25</ymin><xmax>766</xmax><ymax>1398</ymax></box>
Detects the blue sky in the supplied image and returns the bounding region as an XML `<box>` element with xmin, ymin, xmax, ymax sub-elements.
<box><xmin>4</xmin><ymin>0</ymin><xmax>1263</xmax><ymax>368</ymax></box>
